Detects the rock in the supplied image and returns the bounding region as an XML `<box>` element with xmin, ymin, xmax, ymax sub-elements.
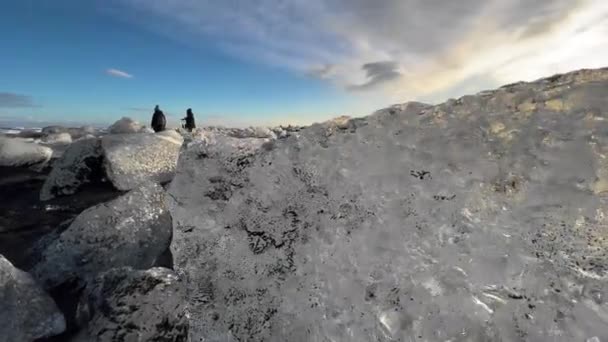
<box><xmin>168</xmin><ymin>68</ymin><xmax>608</xmax><ymax>341</ymax></box>
<box><xmin>195</xmin><ymin>126</ymin><xmax>277</xmax><ymax>140</ymax></box>
<box><xmin>0</xmin><ymin>137</ymin><xmax>53</xmax><ymax>167</ymax></box>
<box><xmin>326</xmin><ymin>115</ymin><xmax>352</xmax><ymax>129</ymax></box>
<box><xmin>281</xmin><ymin>124</ymin><xmax>303</xmax><ymax>133</ymax></box>
<box><xmin>0</xmin><ymin>254</ymin><xmax>66</xmax><ymax>340</ymax></box>
<box><xmin>76</xmin><ymin>134</ymin><xmax>96</xmax><ymax>141</ymax></box>
<box><xmin>42</xmin><ymin>125</ymin><xmax>69</xmax><ymax>135</ymax></box>
<box><xmin>41</xmin><ymin>132</ymin><xmax>73</xmax><ymax>145</ymax></box>
<box><xmin>271</xmin><ymin>126</ymin><xmax>296</xmax><ymax>139</ymax></box>
<box><xmin>108</xmin><ymin>117</ymin><xmax>144</xmax><ymax>134</ymax></box>
<box><xmin>277</xmin><ymin>129</ymin><xmax>288</xmax><ymax>139</ymax></box>
<box><xmin>68</xmin><ymin>126</ymin><xmax>96</xmax><ymax>139</ymax></box>
<box><xmin>40</xmin><ymin>137</ymin><xmax>104</xmax><ymax>201</ymax></box>
<box><xmin>102</xmin><ymin>133</ymin><xmax>183</xmax><ymax>191</ymax></box>
<box><xmin>32</xmin><ymin>182</ymin><xmax>172</xmax><ymax>290</ymax></box>
<box><xmin>41</xmin><ymin>126</ymin><xmax>96</xmax><ymax>140</ymax></box>
<box><xmin>73</xmin><ymin>267</ymin><xmax>188</xmax><ymax>342</ymax></box>
<box><xmin>17</xmin><ymin>129</ymin><xmax>44</xmax><ymax>139</ymax></box>
<box><xmin>230</xmin><ymin>126</ymin><xmax>276</xmax><ymax>139</ymax></box>
<box><xmin>251</xmin><ymin>126</ymin><xmax>276</xmax><ymax>139</ymax></box>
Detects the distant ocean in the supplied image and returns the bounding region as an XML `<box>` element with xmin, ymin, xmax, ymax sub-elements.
<box><xmin>0</xmin><ymin>127</ymin><xmax>42</xmax><ymax>135</ymax></box>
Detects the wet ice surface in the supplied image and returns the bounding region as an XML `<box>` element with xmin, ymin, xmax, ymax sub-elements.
<box><xmin>102</xmin><ymin>133</ymin><xmax>183</xmax><ymax>191</ymax></box>
<box><xmin>0</xmin><ymin>254</ymin><xmax>66</xmax><ymax>340</ymax></box>
<box><xmin>169</xmin><ymin>69</ymin><xmax>608</xmax><ymax>341</ymax></box>
<box><xmin>40</xmin><ymin>137</ymin><xmax>104</xmax><ymax>201</ymax></box>
<box><xmin>32</xmin><ymin>182</ymin><xmax>172</xmax><ymax>290</ymax></box>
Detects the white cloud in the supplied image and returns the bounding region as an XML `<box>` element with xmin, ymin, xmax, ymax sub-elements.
<box><xmin>115</xmin><ymin>0</ymin><xmax>608</xmax><ymax>103</ymax></box>
<box><xmin>106</xmin><ymin>68</ymin><xmax>134</xmax><ymax>79</ymax></box>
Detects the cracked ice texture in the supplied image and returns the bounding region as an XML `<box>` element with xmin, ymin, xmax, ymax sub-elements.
<box><xmin>168</xmin><ymin>68</ymin><xmax>608</xmax><ymax>342</ymax></box>
<box><xmin>102</xmin><ymin>133</ymin><xmax>183</xmax><ymax>191</ymax></box>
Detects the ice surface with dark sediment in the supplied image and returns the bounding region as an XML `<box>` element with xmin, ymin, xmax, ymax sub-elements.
<box><xmin>73</xmin><ymin>267</ymin><xmax>188</xmax><ymax>342</ymax></box>
<box><xmin>40</xmin><ymin>137</ymin><xmax>104</xmax><ymax>200</ymax></box>
<box><xmin>168</xmin><ymin>68</ymin><xmax>608</xmax><ymax>342</ymax></box>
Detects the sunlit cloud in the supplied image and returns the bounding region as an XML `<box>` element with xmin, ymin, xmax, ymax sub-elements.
<box><xmin>115</xmin><ymin>0</ymin><xmax>608</xmax><ymax>103</ymax></box>
<box><xmin>106</xmin><ymin>68</ymin><xmax>134</xmax><ymax>79</ymax></box>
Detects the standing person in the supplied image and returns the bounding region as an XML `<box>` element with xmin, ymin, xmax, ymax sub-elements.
<box><xmin>151</xmin><ymin>105</ymin><xmax>166</xmax><ymax>132</ymax></box>
<box><xmin>182</xmin><ymin>108</ymin><xmax>196</xmax><ymax>132</ymax></box>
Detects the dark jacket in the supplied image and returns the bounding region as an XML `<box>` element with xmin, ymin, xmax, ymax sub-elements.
<box><xmin>183</xmin><ymin>109</ymin><xmax>196</xmax><ymax>131</ymax></box>
<box><xmin>151</xmin><ymin>108</ymin><xmax>166</xmax><ymax>132</ymax></box>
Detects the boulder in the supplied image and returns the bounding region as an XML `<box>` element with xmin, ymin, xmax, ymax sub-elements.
<box><xmin>76</xmin><ymin>134</ymin><xmax>96</xmax><ymax>141</ymax></box>
<box><xmin>32</xmin><ymin>182</ymin><xmax>172</xmax><ymax>290</ymax></box>
<box><xmin>278</xmin><ymin>124</ymin><xmax>303</xmax><ymax>133</ymax></box>
<box><xmin>17</xmin><ymin>129</ymin><xmax>44</xmax><ymax>139</ymax></box>
<box><xmin>108</xmin><ymin>117</ymin><xmax>144</xmax><ymax>134</ymax></box>
<box><xmin>167</xmin><ymin>68</ymin><xmax>608</xmax><ymax>341</ymax></box>
<box><xmin>102</xmin><ymin>133</ymin><xmax>183</xmax><ymax>191</ymax></box>
<box><xmin>271</xmin><ymin>127</ymin><xmax>289</xmax><ymax>139</ymax></box>
<box><xmin>227</xmin><ymin>126</ymin><xmax>276</xmax><ymax>139</ymax></box>
<box><xmin>41</xmin><ymin>125</ymin><xmax>96</xmax><ymax>139</ymax></box>
<box><xmin>0</xmin><ymin>254</ymin><xmax>66</xmax><ymax>340</ymax></box>
<box><xmin>42</xmin><ymin>125</ymin><xmax>69</xmax><ymax>135</ymax></box>
<box><xmin>0</xmin><ymin>137</ymin><xmax>53</xmax><ymax>167</ymax></box>
<box><xmin>40</xmin><ymin>137</ymin><xmax>104</xmax><ymax>201</ymax></box>
<box><xmin>325</xmin><ymin>115</ymin><xmax>352</xmax><ymax>129</ymax></box>
<box><xmin>68</xmin><ymin>126</ymin><xmax>96</xmax><ymax>139</ymax></box>
<box><xmin>251</xmin><ymin>126</ymin><xmax>276</xmax><ymax>139</ymax></box>
<box><xmin>41</xmin><ymin>132</ymin><xmax>73</xmax><ymax>145</ymax></box>
<box><xmin>73</xmin><ymin>267</ymin><xmax>188</xmax><ymax>342</ymax></box>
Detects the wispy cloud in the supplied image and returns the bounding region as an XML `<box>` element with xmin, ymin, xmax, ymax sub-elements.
<box><xmin>125</xmin><ymin>106</ymin><xmax>150</xmax><ymax>112</ymax></box>
<box><xmin>0</xmin><ymin>92</ymin><xmax>40</xmax><ymax>108</ymax></box>
<box><xmin>115</xmin><ymin>0</ymin><xmax>608</xmax><ymax>103</ymax></box>
<box><xmin>106</xmin><ymin>68</ymin><xmax>134</xmax><ymax>79</ymax></box>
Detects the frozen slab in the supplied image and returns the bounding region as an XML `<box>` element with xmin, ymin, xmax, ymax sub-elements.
<box><xmin>32</xmin><ymin>182</ymin><xmax>172</xmax><ymax>289</ymax></box>
<box><xmin>40</xmin><ymin>137</ymin><xmax>104</xmax><ymax>201</ymax></box>
<box><xmin>0</xmin><ymin>254</ymin><xmax>66</xmax><ymax>340</ymax></box>
<box><xmin>41</xmin><ymin>132</ymin><xmax>73</xmax><ymax>145</ymax></box>
<box><xmin>41</xmin><ymin>126</ymin><xmax>97</xmax><ymax>139</ymax></box>
<box><xmin>0</xmin><ymin>137</ymin><xmax>53</xmax><ymax>167</ymax></box>
<box><xmin>74</xmin><ymin>267</ymin><xmax>188</xmax><ymax>342</ymax></box>
<box><xmin>108</xmin><ymin>117</ymin><xmax>144</xmax><ymax>134</ymax></box>
<box><xmin>102</xmin><ymin>133</ymin><xmax>183</xmax><ymax>191</ymax></box>
<box><xmin>168</xmin><ymin>68</ymin><xmax>608</xmax><ymax>342</ymax></box>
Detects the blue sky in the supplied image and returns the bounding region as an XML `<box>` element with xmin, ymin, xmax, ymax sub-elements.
<box><xmin>0</xmin><ymin>1</ymin><xmax>355</xmax><ymax>127</ymax></box>
<box><xmin>1</xmin><ymin>0</ymin><xmax>607</xmax><ymax>127</ymax></box>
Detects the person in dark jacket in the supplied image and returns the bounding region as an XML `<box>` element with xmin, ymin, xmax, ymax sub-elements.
<box><xmin>151</xmin><ymin>105</ymin><xmax>166</xmax><ymax>132</ymax></box>
<box><xmin>182</xmin><ymin>108</ymin><xmax>196</xmax><ymax>132</ymax></box>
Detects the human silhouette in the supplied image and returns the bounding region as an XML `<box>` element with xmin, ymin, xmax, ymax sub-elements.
<box><xmin>182</xmin><ymin>108</ymin><xmax>196</xmax><ymax>132</ymax></box>
<box><xmin>151</xmin><ymin>105</ymin><xmax>166</xmax><ymax>132</ymax></box>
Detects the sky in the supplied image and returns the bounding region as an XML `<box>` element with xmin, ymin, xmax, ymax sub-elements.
<box><xmin>1</xmin><ymin>0</ymin><xmax>607</xmax><ymax>128</ymax></box>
